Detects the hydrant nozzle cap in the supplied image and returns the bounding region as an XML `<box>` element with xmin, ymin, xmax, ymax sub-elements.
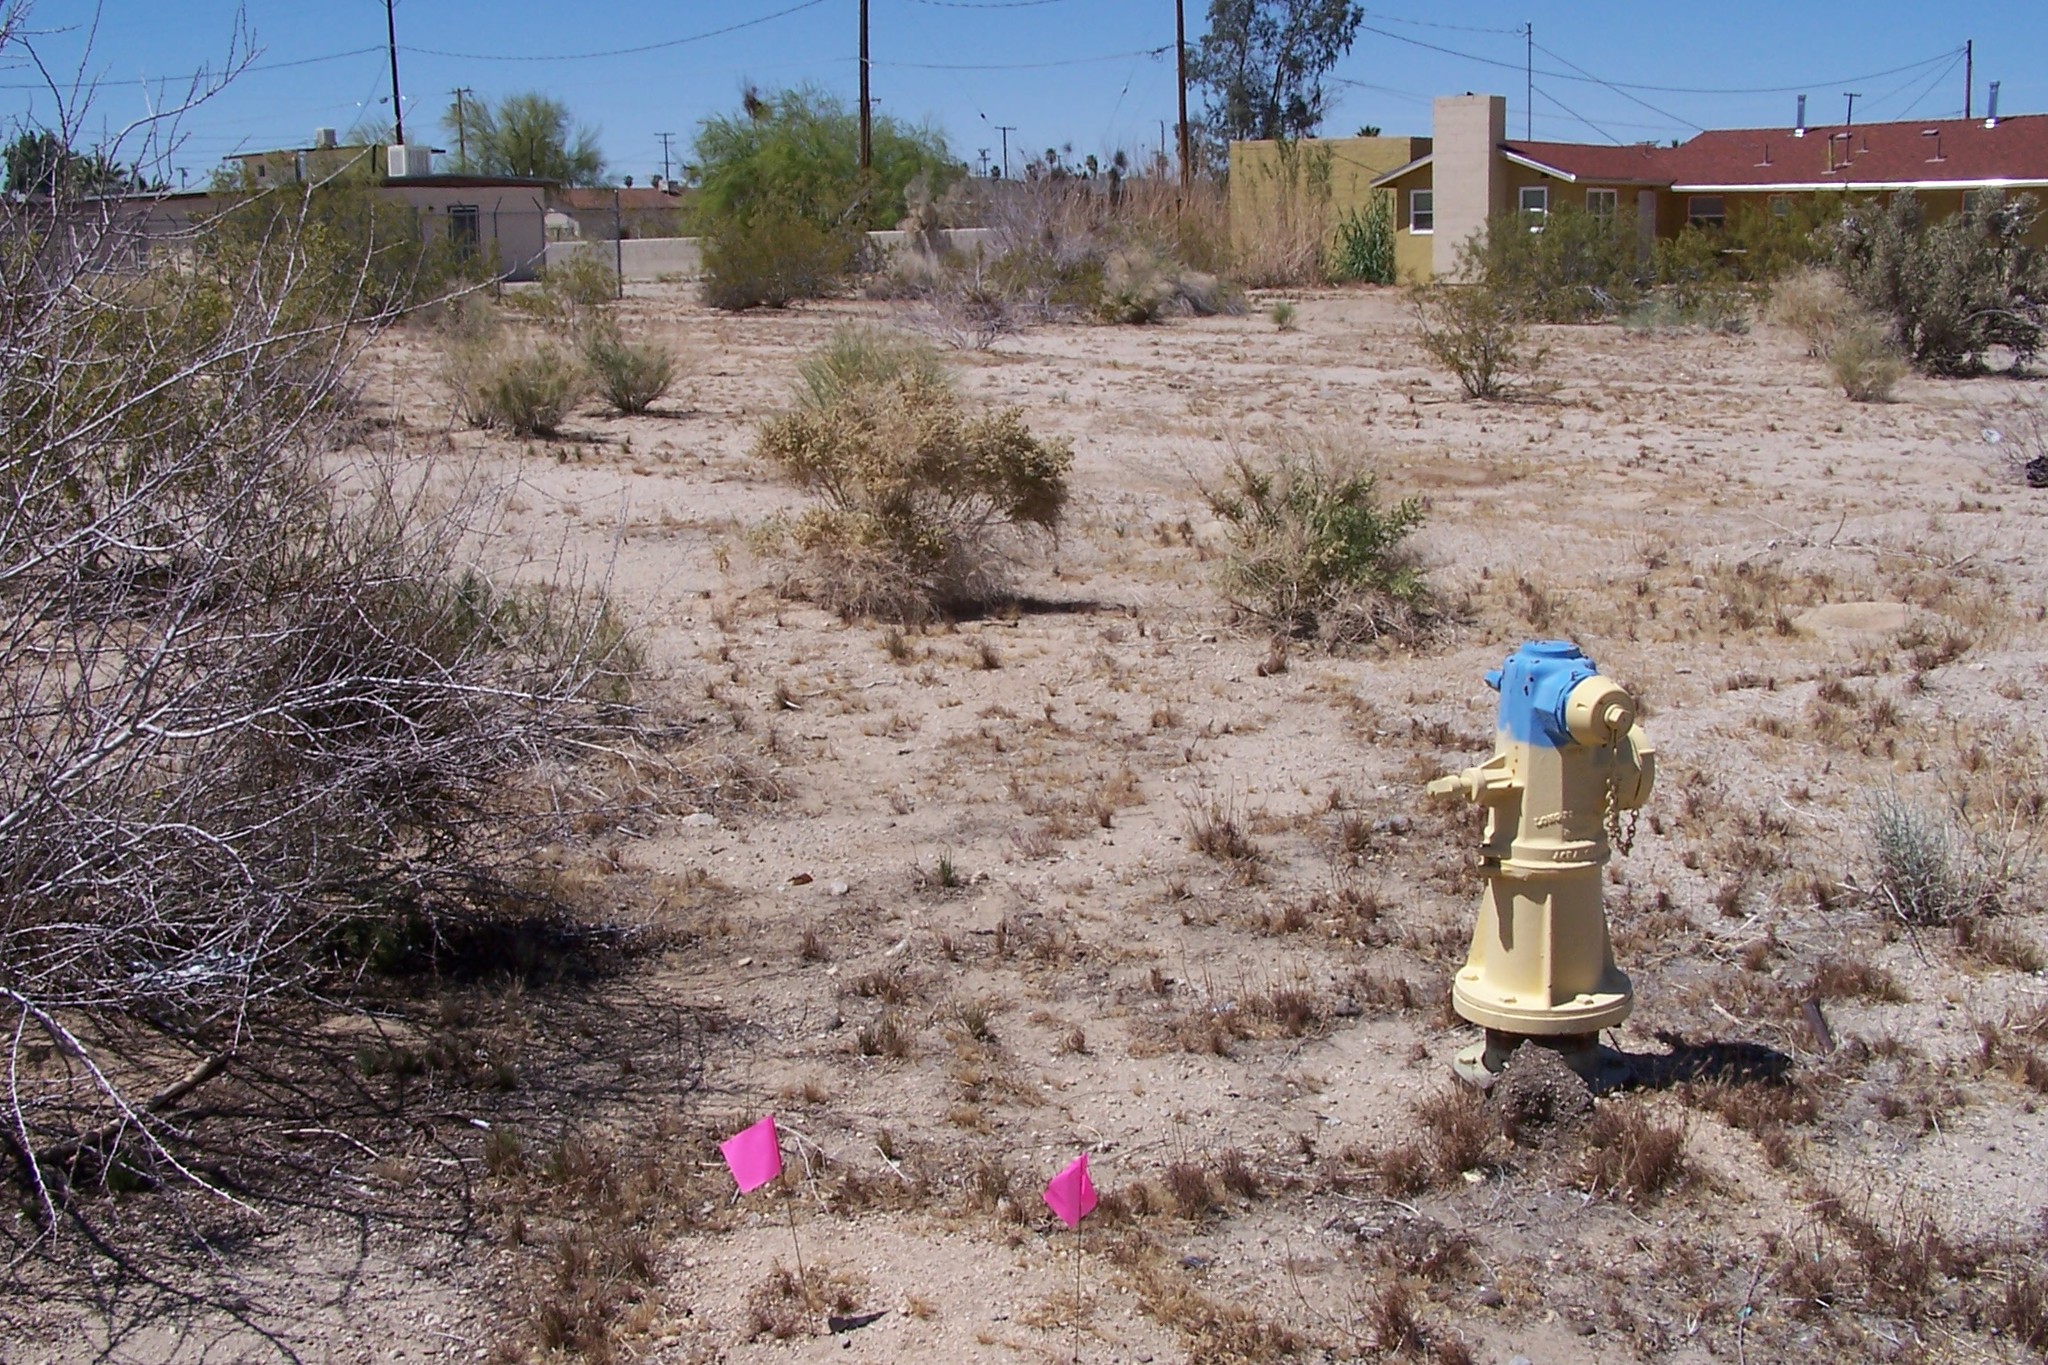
<box><xmin>1565</xmin><ymin>675</ymin><xmax>1635</xmax><ymax>746</ymax></box>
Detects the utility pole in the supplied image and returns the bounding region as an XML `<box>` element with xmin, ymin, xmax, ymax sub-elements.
<box><xmin>1525</xmin><ymin>23</ymin><xmax>1533</xmax><ymax>140</ymax></box>
<box><xmin>452</xmin><ymin>87</ymin><xmax>473</xmax><ymax>168</ymax></box>
<box><xmin>995</xmin><ymin>124</ymin><xmax>1016</xmax><ymax>177</ymax></box>
<box><xmin>858</xmin><ymin>0</ymin><xmax>872</xmax><ymax>171</ymax></box>
<box><xmin>1843</xmin><ymin>91</ymin><xmax>1860</xmax><ymax>127</ymax></box>
<box><xmin>384</xmin><ymin>0</ymin><xmax>405</xmax><ymax>145</ymax></box>
<box><xmin>1175</xmin><ymin>0</ymin><xmax>1191</xmax><ymax>191</ymax></box>
<box><xmin>1964</xmin><ymin>39</ymin><xmax>1973</xmax><ymax>121</ymax></box>
<box><xmin>657</xmin><ymin>131</ymin><xmax>675</xmax><ymax>183</ymax></box>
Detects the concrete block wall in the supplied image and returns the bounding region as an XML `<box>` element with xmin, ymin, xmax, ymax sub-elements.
<box><xmin>546</xmin><ymin>227</ymin><xmax>996</xmax><ymax>283</ymax></box>
<box><xmin>1431</xmin><ymin>95</ymin><xmax>1507</xmax><ymax>279</ymax></box>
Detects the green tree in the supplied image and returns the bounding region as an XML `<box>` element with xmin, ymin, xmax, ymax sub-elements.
<box><xmin>4</xmin><ymin>129</ymin><xmax>145</xmax><ymax>196</ymax></box>
<box><xmin>688</xmin><ymin>84</ymin><xmax>959</xmax><ymax>234</ymax></box>
<box><xmin>1190</xmin><ymin>0</ymin><xmax>1363</xmax><ymax>146</ymax></box>
<box><xmin>440</xmin><ymin>92</ymin><xmax>605</xmax><ymax>186</ymax></box>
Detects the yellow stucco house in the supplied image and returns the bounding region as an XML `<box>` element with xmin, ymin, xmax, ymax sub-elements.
<box><xmin>1237</xmin><ymin>92</ymin><xmax>2048</xmax><ymax>282</ymax></box>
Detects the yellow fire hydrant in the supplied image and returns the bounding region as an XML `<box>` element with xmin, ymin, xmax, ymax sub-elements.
<box><xmin>1428</xmin><ymin>641</ymin><xmax>1655</xmax><ymax>1085</ymax></box>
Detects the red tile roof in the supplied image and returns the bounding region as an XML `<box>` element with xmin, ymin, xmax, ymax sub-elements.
<box><xmin>1500</xmin><ymin>140</ymin><xmax>1670</xmax><ymax>185</ymax></box>
<box><xmin>1663</xmin><ymin>113</ymin><xmax>2048</xmax><ymax>190</ymax></box>
<box><xmin>1502</xmin><ymin>114</ymin><xmax>2048</xmax><ymax>193</ymax></box>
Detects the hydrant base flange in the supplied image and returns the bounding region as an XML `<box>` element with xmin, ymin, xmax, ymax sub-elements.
<box><xmin>1451</xmin><ymin>978</ymin><xmax>1632</xmax><ymax>1036</ymax></box>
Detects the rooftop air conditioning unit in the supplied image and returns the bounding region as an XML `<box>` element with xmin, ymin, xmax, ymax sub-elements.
<box><xmin>387</xmin><ymin>144</ymin><xmax>433</xmax><ymax>178</ymax></box>
<box><xmin>313</xmin><ymin>127</ymin><xmax>337</xmax><ymax>150</ymax></box>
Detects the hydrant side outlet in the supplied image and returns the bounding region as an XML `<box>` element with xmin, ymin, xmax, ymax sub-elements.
<box><xmin>1433</xmin><ymin>642</ymin><xmax>1655</xmax><ymax>1062</ymax></box>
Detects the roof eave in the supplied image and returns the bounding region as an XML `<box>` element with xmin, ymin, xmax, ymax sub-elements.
<box><xmin>1673</xmin><ymin>176</ymin><xmax>2048</xmax><ymax>193</ymax></box>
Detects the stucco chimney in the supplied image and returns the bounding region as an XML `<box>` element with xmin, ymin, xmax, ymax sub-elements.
<box><xmin>1432</xmin><ymin>94</ymin><xmax>1508</xmax><ymax>280</ymax></box>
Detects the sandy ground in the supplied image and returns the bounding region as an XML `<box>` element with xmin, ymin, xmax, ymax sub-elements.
<box><xmin>15</xmin><ymin>284</ymin><xmax>2048</xmax><ymax>1364</ymax></box>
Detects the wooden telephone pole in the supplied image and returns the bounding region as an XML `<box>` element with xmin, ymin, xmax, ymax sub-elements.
<box><xmin>1175</xmin><ymin>0</ymin><xmax>1190</xmax><ymax>190</ymax></box>
<box><xmin>858</xmin><ymin>0</ymin><xmax>872</xmax><ymax>170</ymax></box>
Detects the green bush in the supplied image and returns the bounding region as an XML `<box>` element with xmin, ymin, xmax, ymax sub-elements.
<box><xmin>1411</xmin><ymin>277</ymin><xmax>1545</xmax><ymax>400</ymax></box>
<box><xmin>1469</xmin><ymin>204</ymin><xmax>1643</xmax><ymax>322</ymax></box>
<box><xmin>1200</xmin><ymin>439</ymin><xmax>1430</xmax><ymax>646</ymax></box>
<box><xmin>581</xmin><ymin>319</ymin><xmax>676</xmax><ymax>415</ymax></box>
<box><xmin>1830</xmin><ymin>190</ymin><xmax>2048</xmax><ymax>375</ymax></box>
<box><xmin>1328</xmin><ymin>192</ymin><xmax>1396</xmax><ymax>285</ymax></box>
<box><xmin>540</xmin><ymin>252</ymin><xmax>620</xmax><ymax>308</ymax></box>
<box><xmin>701</xmin><ymin>200</ymin><xmax>860</xmax><ymax>311</ymax></box>
<box><xmin>754</xmin><ymin>366</ymin><xmax>1072</xmax><ymax>620</ymax></box>
<box><xmin>1270</xmin><ymin>301</ymin><xmax>1298</xmax><ymax>331</ymax></box>
<box><xmin>1650</xmin><ymin>228</ymin><xmax>1749</xmax><ymax>331</ymax></box>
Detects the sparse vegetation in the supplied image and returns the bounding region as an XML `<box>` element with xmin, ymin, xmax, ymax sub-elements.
<box><xmin>581</xmin><ymin>317</ymin><xmax>677</xmax><ymax>415</ymax></box>
<box><xmin>1828</xmin><ymin>322</ymin><xmax>1907</xmax><ymax>401</ymax></box>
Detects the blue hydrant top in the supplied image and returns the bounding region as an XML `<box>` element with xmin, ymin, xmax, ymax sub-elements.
<box><xmin>1485</xmin><ymin>641</ymin><xmax>1598</xmax><ymax>749</ymax></box>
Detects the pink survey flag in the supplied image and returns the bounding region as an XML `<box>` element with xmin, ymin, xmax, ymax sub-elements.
<box><xmin>720</xmin><ymin>1115</ymin><xmax>784</xmax><ymax>1194</ymax></box>
<box><xmin>1042</xmin><ymin>1152</ymin><xmax>1097</xmax><ymax>1230</ymax></box>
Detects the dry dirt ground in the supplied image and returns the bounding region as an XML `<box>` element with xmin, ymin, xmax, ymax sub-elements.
<box><xmin>14</xmin><ymin>285</ymin><xmax>2048</xmax><ymax>1364</ymax></box>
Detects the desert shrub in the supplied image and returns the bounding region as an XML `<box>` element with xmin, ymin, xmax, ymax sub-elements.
<box><xmin>755</xmin><ymin>362</ymin><xmax>1072</xmax><ymax>620</ymax></box>
<box><xmin>701</xmin><ymin>199</ymin><xmax>860</xmax><ymax>311</ymax></box>
<box><xmin>1099</xmin><ymin>244</ymin><xmax>1176</xmax><ymax>323</ymax></box>
<box><xmin>1329</xmin><ymin>192</ymin><xmax>1396</xmax><ymax>284</ymax></box>
<box><xmin>1768</xmin><ymin>265</ymin><xmax>1862</xmax><ymax>356</ymax></box>
<box><xmin>1269</xmin><ymin>300</ymin><xmax>1298</xmax><ymax>331</ymax></box>
<box><xmin>796</xmin><ymin>324</ymin><xmax>949</xmax><ymax>411</ymax></box>
<box><xmin>1727</xmin><ymin>194</ymin><xmax>1841</xmax><ymax>280</ymax></box>
<box><xmin>1469</xmin><ymin>203</ymin><xmax>1643</xmax><ymax>322</ymax></box>
<box><xmin>581</xmin><ymin>319</ymin><xmax>676</xmax><ymax>415</ymax></box>
<box><xmin>457</xmin><ymin>341</ymin><xmax>589</xmax><ymax>436</ymax></box>
<box><xmin>1829</xmin><ymin>324</ymin><xmax>1906</xmax><ymax>402</ymax></box>
<box><xmin>1412</xmin><ymin>277</ymin><xmax>1545</xmax><ymax>399</ymax></box>
<box><xmin>1830</xmin><ymin>190</ymin><xmax>2048</xmax><ymax>374</ymax></box>
<box><xmin>1201</xmin><ymin>437</ymin><xmax>1431</xmax><ymax>646</ymax></box>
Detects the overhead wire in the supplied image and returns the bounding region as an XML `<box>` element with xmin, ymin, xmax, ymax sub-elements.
<box><xmin>1532</xmin><ymin>86</ymin><xmax>1626</xmax><ymax>146</ymax></box>
<box><xmin>1893</xmin><ymin>50</ymin><xmax>1966</xmax><ymax>122</ymax></box>
<box><xmin>878</xmin><ymin>45</ymin><xmax>1170</xmax><ymax>71</ymax></box>
<box><xmin>403</xmin><ymin>0</ymin><xmax>831</xmax><ymax>62</ymax></box>
<box><xmin>1354</xmin><ymin>23</ymin><xmax>1962</xmax><ymax>98</ymax></box>
<box><xmin>1533</xmin><ymin>42</ymin><xmax>1704</xmax><ymax>133</ymax></box>
<box><xmin>0</xmin><ymin>43</ymin><xmax>385</xmax><ymax>92</ymax></box>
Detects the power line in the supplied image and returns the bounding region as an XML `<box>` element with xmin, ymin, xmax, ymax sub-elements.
<box><xmin>0</xmin><ymin>44</ymin><xmax>384</xmax><ymax>92</ymax></box>
<box><xmin>1355</xmin><ymin>23</ymin><xmax>1962</xmax><ymax>99</ymax></box>
<box><xmin>879</xmin><ymin>45</ymin><xmax>1170</xmax><ymax>71</ymax></box>
<box><xmin>405</xmin><ymin>0</ymin><xmax>831</xmax><ymax>63</ymax></box>
<box><xmin>1533</xmin><ymin>85</ymin><xmax>1625</xmax><ymax>146</ymax></box>
<box><xmin>1361</xmin><ymin>9</ymin><xmax>1525</xmax><ymax>37</ymax></box>
<box><xmin>1533</xmin><ymin>42</ymin><xmax>1703</xmax><ymax>133</ymax></box>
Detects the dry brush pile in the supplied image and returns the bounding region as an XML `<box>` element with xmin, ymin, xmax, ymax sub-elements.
<box><xmin>0</xmin><ymin>192</ymin><xmax>652</xmax><ymax>1257</ymax></box>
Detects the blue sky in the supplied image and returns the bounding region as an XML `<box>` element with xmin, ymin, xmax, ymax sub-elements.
<box><xmin>10</xmin><ymin>1</ymin><xmax>2046</xmax><ymax>185</ymax></box>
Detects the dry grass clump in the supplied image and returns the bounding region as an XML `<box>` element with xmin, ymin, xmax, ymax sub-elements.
<box><xmin>743</xmin><ymin>1264</ymin><xmax>865</xmax><ymax>1339</ymax></box>
<box><xmin>1862</xmin><ymin>790</ymin><xmax>2035</xmax><ymax>927</ymax></box>
<box><xmin>1573</xmin><ymin>1101</ymin><xmax>1689</xmax><ymax>1203</ymax></box>
<box><xmin>1767</xmin><ymin>265</ymin><xmax>1860</xmax><ymax>357</ymax></box>
<box><xmin>1200</xmin><ymin>437</ymin><xmax>1432</xmax><ymax>647</ymax></box>
<box><xmin>1186</xmin><ymin>794</ymin><xmax>1262</xmax><ymax>865</ymax></box>
<box><xmin>755</xmin><ymin>328</ymin><xmax>1072</xmax><ymax>621</ymax></box>
<box><xmin>449</xmin><ymin>338</ymin><xmax>591</xmax><ymax>437</ymax></box>
<box><xmin>1829</xmin><ymin>324</ymin><xmax>1907</xmax><ymax>402</ymax></box>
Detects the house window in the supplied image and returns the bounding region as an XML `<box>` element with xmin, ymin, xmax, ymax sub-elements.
<box><xmin>1687</xmin><ymin>195</ymin><xmax>1726</xmax><ymax>228</ymax></box>
<box><xmin>1586</xmin><ymin>187</ymin><xmax>1617</xmax><ymax>219</ymax></box>
<box><xmin>448</xmin><ymin>204</ymin><xmax>481</xmax><ymax>255</ymax></box>
<box><xmin>1768</xmin><ymin>194</ymin><xmax>1792</xmax><ymax>217</ymax></box>
<box><xmin>1409</xmin><ymin>189</ymin><xmax>1434</xmax><ymax>233</ymax></box>
<box><xmin>1963</xmin><ymin>188</ymin><xmax>2005</xmax><ymax>217</ymax></box>
<box><xmin>1519</xmin><ymin>184</ymin><xmax>1549</xmax><ymax>225</ymax></box>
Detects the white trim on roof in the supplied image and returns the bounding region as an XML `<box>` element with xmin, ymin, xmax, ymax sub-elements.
<box><xmin>1368</xmin><ymin>153</ymin><xmax>1433</xmax><ymax>188</ymax></box>
<box><xmin>1672</xmin><ymin>176</ymin><xmax>2048</xmax><ymax>193</ymax></box>
<box><xmin>1502</xmin><ymin>149</ymin><xmax>1579</xmax><ymax>182</ymax></box>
